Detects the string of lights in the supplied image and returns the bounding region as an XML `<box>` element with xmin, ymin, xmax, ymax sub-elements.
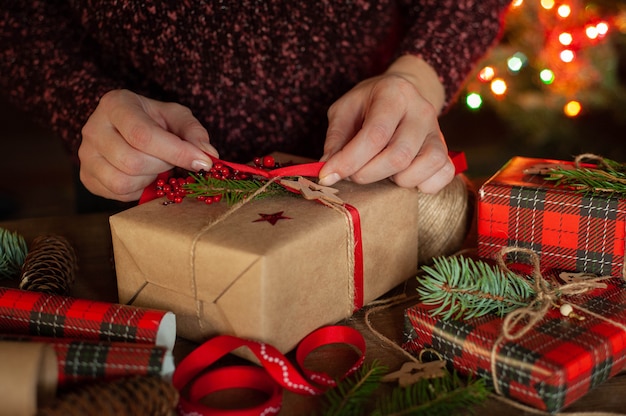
<box><xmin>463</xmin><ymin>0</ymin><xmax>624</xmax><ymax>119</ymax></box>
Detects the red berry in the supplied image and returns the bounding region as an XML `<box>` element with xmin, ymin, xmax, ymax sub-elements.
<box><xmin>156</xmin><ymin>179</ymin><xmax>166</xmax><ymax>187</ymax></box>
<box><xmin>262</xmin><ymin>155</ymin><xmax>275</xmax><ymax>168</ymax></box>
<box><xmin>253</xmin><ymin>157</ymin><xmax>262</xmax><ymax>167</ymax></box>
<box><xmin>213</xmin><ymin>194</ymin><xmax>222</xmax><ymax>203</ymax></box>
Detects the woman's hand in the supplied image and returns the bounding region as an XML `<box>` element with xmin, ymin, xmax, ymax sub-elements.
<box><xmin>78</xmin><ymin>89</ymin><xmax>218</xmax><ymax>201</ymax></box>
<box><xmin>319</xmin><ymin>55</ymin><xmax>455</xmax><ymax>194</ymax></box>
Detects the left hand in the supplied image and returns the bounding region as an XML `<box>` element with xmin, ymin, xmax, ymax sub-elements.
<box><xmin>318</xmin><ymin>55</ymin><xmax>455</xmax><ymax>194</ymax></box>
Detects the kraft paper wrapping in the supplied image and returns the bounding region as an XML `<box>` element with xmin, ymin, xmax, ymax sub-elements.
<box><xmin>0</xmin><ymin>341</ymin><xmax>57</xmax><ymax>416</ymax></box>
<box><xmin>110</xmin><ymin>179</ymin><xmax>420</xmax><ymax>353</ymax></box>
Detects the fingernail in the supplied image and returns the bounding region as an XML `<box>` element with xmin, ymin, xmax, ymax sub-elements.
<box><xmin>202</xmin><ymin>144</ymin><xmax>220</xmax><ymax>158</ymax></box>
<box><xmin>319</xmin><ymin>172</ymin><xmax>341</xmax><ymax>187</ymax></box>
<box><xmin>191</xmin><ymin>159</ymin><xmax>212</xmax><ymax>172</ymax></box>
<box><xmin>319</xmin><ymin>153</ymin><xmax>330</xmax><ymax>162</ymax></box>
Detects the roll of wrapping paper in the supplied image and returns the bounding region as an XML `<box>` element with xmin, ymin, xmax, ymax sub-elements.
<box><xmin>0</xmin><ymin>287</ymin><xmax>176</xmax><ymax>351</ymax></box>
<box><xmin>0</xmin><ymin>334</ymin><xmax>175</xmax><ymax>387</ymax></box>
<box><xmin>0</xmin><ymin>341</ymin><xmax>58</xmax><ymax>416</ymax></box>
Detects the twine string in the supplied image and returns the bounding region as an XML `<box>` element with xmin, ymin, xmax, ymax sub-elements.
<box><xmin>490</xmin><ymin>246</ymin><xmax>621</xmax><ymax>396</ymax></box>
<box><xmin>189</xmin><ymin>178</ymin><xmax>281</xmax><ymax>330</ymax></box>
<box><xmin>318</xmin><ymin>199</ymin><xmax>356</xmax><ymax>315</ymax></box>
<box><xmin>187</xmin><ymin>177</ymin><xmax>358</xmax><ymax>330</ymax></box>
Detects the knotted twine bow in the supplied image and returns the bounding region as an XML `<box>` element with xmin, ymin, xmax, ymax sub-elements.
<box><xmin>490</xmin><ymin>246</ymin><xmax>624</xmax><ymax>396</ymax></box>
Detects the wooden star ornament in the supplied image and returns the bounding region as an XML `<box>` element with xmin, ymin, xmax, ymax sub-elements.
<box><xmin>279</xmin><ymin>177</ymin><xmax>343</xmax><ymax>205</ymax></box>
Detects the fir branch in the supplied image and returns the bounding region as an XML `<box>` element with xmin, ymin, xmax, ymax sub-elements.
<box><xmin>417</xmin><ymin>256</ymin><xmax>535</xmax><ymax>320</ymax></box>
<box><xmin>0</xmin><ymin>227</ymin><xmax>28</xmax><ymax>280</ymax></box>
<box><xmin>372</xmin><ymin>372</ymin><xmax>490</xmax><ymax>416</ymax></box>
<box><xmin>544</xmin><ymin>157</ymin><xmax>626</xmax><ymax>196</ymax></box>
<box><xmin>183</xmin><ymin>174</ymin><xmax>291</xmax><ymax>205</ymax></box>
<box><xmin>319</xmin><ymin>361</ymin><xmax>388</xmax><ymax>416</ymax></box>
<box><xmin>318</xmin><ymin>362</ymin><xmax>490</xmax><ymax>416</ymax></box>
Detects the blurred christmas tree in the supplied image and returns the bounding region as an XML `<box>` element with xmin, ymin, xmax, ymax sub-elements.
<box><xmin>459</xmin><ymin>0</ymin><xmax>626</xmax><ymax>159</ymax></box>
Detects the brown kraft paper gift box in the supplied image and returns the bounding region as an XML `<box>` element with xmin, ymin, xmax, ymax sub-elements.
<box><xmin>110</xmin><ymin>176</ymin><xmax>421</xmax><ymax>353</ymax></box>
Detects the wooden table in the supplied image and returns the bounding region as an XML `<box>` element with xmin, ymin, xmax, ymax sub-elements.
<box><xmin>2</xmin><ymin>213</ymin><xmax>626</xmax><ymax>415</ymax></box>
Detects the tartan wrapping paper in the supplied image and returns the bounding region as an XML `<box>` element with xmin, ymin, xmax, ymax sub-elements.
<box><xmin>402</xmin><ymin>278</ymin><xmax>626</xmax><ymax>412</ymax></box>
<box><xmin>0</xmin><ymin>287</ymin><xmax>175</xmax><ymax>350</ymax></box>
<box><xmin>477</xmin><ymin>157</ymin><xmax>626</xmax><ymax>277</ymax></box>
<box><xmin>0</xmin><ymin>334</ymin><xmax>172</xmax><ymax>386</ymax></box>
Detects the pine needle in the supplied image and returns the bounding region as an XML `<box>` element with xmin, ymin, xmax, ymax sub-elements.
<box><xmin>318</xmin><ymin>362</ymin><xmax>490</xmax><ymax>416</ymax></box>
<box><xmin>372</xmin><ymin>372</ymin><xmax>490</xmax><ymax>416</ymax></box>
<box><xmin>544</xmin><ymin>157</ymin><xmax>626</xmax><ymax>196</ymax></box>
<box><xmin>417</xmin><ymin>256</ymin><xmax>535</xmax><ymax>320</ymax></box>
<box><xmin>183</xmin><ymin>174</ymin><xmax>291</xmax><ymax>204</ymax></box>
<box><xmin>319</xmin><ymin>361</ymin><xmax>388</xmax><ymax>416</ymax></box>
<box><xmin>0</xmin><ymin>227</ymin><xmax>28</xmax><ymax>280</ymax></box>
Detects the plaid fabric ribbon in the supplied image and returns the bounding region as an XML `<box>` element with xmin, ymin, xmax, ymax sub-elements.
<box><xmin>478</xmin><ymin>157</ymin><xmax>626</xmax><ymax>277</ymax></box>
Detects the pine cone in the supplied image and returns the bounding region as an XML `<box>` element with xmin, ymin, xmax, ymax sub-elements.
<box><xmin>37</xmin><ymin>376</ymin><xmax>178</xmax><ymax>416</ymax></box>
<box><xmin>0</xmin><ymin>227</ymin><xmax>28</xmax><ymax>280</ymax></box>
<box><xmin>19</xmin><ymin>235</ymin><xmax>77</xmax><ymax>295</ymax></box>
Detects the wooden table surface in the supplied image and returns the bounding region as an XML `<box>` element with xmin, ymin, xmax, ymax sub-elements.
<box><xmin>2</xmin><ymin>212</ymin><xmax>626</xmax><ymax>415</ymax></box>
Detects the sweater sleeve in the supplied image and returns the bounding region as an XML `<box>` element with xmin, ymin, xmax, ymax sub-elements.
<box><xmin>397</xmin><ymin>0</ymin><xmax>511</xmax><ymax>110</ymax></box>
<box><xmin>0</xmin><ymin>1</ymin><xmax>124</xmax><ymax>162</ymax></box>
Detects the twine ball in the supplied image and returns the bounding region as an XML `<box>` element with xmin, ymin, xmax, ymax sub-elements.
<box><xmin>416</xmin><ymin>174</ymin><xmax>473</xmax><ymax>265</ymax></box>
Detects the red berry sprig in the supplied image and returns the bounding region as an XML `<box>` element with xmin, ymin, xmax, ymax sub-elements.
<box><xmin>155</xmin><ymin>176</ymin><xmax>195</xmax><ymax>204</ymax></box>
<box><xmin>152</xmin><ymin>155</ymin><xmax>283</xmax><ymax>205</ymax></box>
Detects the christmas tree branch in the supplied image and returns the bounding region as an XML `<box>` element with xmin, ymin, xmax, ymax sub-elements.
<box><xmin>0</xmin><ymin>227</ymin><xmax>28</xmax><ymax>280</ymax></box>
<box><xmin>318</xmin><ymin>361</ymin><xmax>490</xmax><ymax>416</ymax></box>
<box><xmin>373</xmin><ymin>372</ymin><xmax>489</xmax><ymax>416</ymax></box>
<box><xmin>545</xmin><ymin>156</ymin><xmax>626</xmax><ymax>196</ymax></box>
<box><xmin>183</xmin><ymin>174</ymin><xmax>292</xmax><ymax>205</ymax></box>
<box><xmin>417</xmin><ymin>256</ymin><xmax>535</xmax><ymax>320</ymax></box>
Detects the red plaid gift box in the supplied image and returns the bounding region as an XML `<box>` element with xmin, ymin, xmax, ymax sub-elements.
<box><xmin>402</xmin><ymin>278</ymin><xmax>626</xmax><ymax>412</ymax></box>
<box><xmin>477</xmin><ymin>157</ymin><xmax>626</xmax><ymax>277</ymax></box>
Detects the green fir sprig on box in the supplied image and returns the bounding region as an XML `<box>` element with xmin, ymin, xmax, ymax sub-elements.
<box><xmin>318</xmin><ymin>361</ymin><xmax>490</xmax><ymax>416</ymax></box>
<box><xmin>544</xmin><ymin>156</ymin><xmax>626</xmax><ymax>196</ymax></box>
<box><xmin>0</xmin><ymin>227</ymin><xmax>28</xmax><ymax>280</ymax></box>
<box><xmin>417</xmin><ymin>256</ymin><xmax>536</xmax><ymax>320</ymax></box>
<box><xmin>183</xmin><ymin>173</ymin><xmax>293</xmax><ymax>205</ymax></box>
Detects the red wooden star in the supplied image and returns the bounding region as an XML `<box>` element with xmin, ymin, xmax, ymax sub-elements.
<box><xmin>253</xmin><ymin>211</ymin><xmax>291</xmax><ymax>225</ymax></box>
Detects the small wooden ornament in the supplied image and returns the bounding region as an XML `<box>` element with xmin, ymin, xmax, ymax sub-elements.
<box><xmin>19</xmin><ymin>234</ymin><xmax>77</xmax><ymax>296</ymax></box>
<box><xmin>381</xmin><ymin>360</ymin><xmax>448</xmax><ymax>388</ymax></box>
<box><xmin>280</xmin><ymin>177</ymin><xmax>343</xmax><ymax>204</ymax></box>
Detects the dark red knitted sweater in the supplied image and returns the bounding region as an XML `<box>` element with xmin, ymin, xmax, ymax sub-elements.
<box><xmin>1</xmin><ymin>1</ymin><xmax>510</xmax><ymax>163</ymax></box>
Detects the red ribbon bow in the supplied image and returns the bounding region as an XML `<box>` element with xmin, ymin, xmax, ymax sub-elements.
<box><xmin>173</xmin><ymin>325</ymin><xmax>366</xmax><ymax>415</ymax></box>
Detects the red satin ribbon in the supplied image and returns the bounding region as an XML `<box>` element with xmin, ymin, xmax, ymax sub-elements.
<box><xmin>139</xmin><ymin>151</ymin><xmax>467</xmax><ymax>204</ymax></box>
<box><xmin>173</xmin><ymin>325</ymin><xmax>366</xmax><ymax>416</ymax></box>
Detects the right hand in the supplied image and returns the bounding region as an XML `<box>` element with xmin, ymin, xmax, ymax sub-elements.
<box><xmin>78</xmin><ymin>89</ymin><xmax>218</xmax><ymax>201</ymax></box>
